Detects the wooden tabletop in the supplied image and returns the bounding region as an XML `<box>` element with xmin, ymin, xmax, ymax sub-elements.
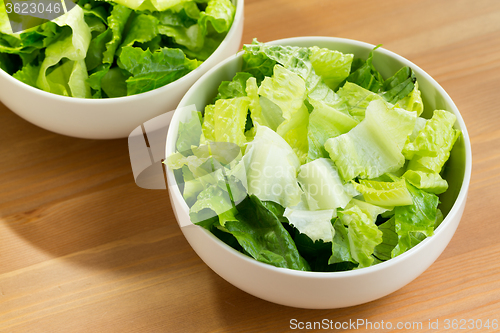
<box><xmin>1</xmin><ymin>0</ymin><xmax>500</xmax><ymax>332</ymax></box>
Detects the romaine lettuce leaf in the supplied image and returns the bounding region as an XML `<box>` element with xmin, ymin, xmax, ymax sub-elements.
<box><xmin>0</xmin><ymin>0</ymin><xmax>13</xmax><ymax>34</ymax></box>
<box><xmin>329</xmin><ymin>218</ymin><xmax>354</xmax><ymax>264</ymax></box>
<box><xmin>12</xmin><ymin>63</ymin><xmax>39</xmax><ymax>87</ymax></box>
<box><xmin>325</xmin><ymin>99</ymin><xmax>416</xmax><ymax>181</ymax></box>
<box><xmin>380</xmin><ymin>66</ymin><xmax>416</xmax><ymax>104</ymax></box>
<box><xmin>402</xmin><ymin>169</ymin><xmax>448</xmax><ymax>194</ymax></box>
<box><xmin>215</xmin><ymin>72</ymin><xmax>252</xmax><ymax>101</ymax></box>
<box><xmin>120</xmin><ymin>14</ymin><xmax>159</xmax><ymax>49</ymax></box>
<box><xmin>107</xmin><ymin>0</ymin><xmax>187</xmax><ymax>12</ymax></box>
<box><xmin>242</xmin><ymin>125</ymin><xmax>303</xmax><ymax>208</ymax></box>
<box><xmin>373</xmin><ymin>216</ymin><xmax>397</xmax><ymax>261</ymax></box>
<box><xmin>36</xmin><ymin>6</ymin><xmax>92</xmax><ymax>97</ymax></box>
<box><xmin>245</xmin><ymin>76</ymin><xmax>267</xmax><ymax>128</ymax></box>
<box><xmin>309</xmin><ymin>45</ymin><xmax>353</xmax><ymax>90</ymax></box>
<box><xmin>242</xmin><ymin>48</ymin><xmax>276</xmax><ymax>83</ymax></box>
<box><xmin>156</xmin><ymin>4</ymin><xmax>204</xmax><ymax>52</ymax></box>
<box><xmin>176</xmin><ymin>110</ymin><xmax>203</xmax><ymax>154</ymax></box>
<box><xmin>103</xmin><ymin>4</ymin><xmax>133</xmax><ymax>65</ymax></box>
<box><xmin>405</xmin><ymin>109</ymin><xmax>461</xmax><ymax>173</ymax></box>
<box><xmin>346</xmin><ymin>46</ymin><xmax>384</xmax><ymax>92</ymax></box>
<box><xmin>306</xmin><ymin>97</ymin><xmax>358</xmax><ymax>161</ymax></box>
<box><xmin>219</xmin><ymin>195</ymin><xmax>310</xmax><ymax>271</ymax></box>
<box><xmin>258</xmin><ymin>65</ymin><xmax>309</xmax><ymax>163</ymax></box>
<box><xmin>392</xmin><ymin>182</ymin><xmax>439</xmax><ymax>257</ymax></box>
<box><xmin>395</xmin><ymin>81</ymin><xmax>423</xmax><ymax>115</ymax></box>
<box><xmin>243</xmin><ymin>40</ymin><xmax>332</xmax><ymax>98</ymax></box>
<box><xmin>353</xmin><ymin>178</ymin><xmax>413</xmax><ymax>207</ymax></box>
<box><xmin>199</xmin><ymin>104</ymin><xmax>214</xmax><ymax>143</ymax></box>
<box><xmin>336</xmin><ymin>81</ymin><xmax>384</xmax><ymax>121</ymax></box>
<box><xmin>199</xmin><ymin>0</ymin><xmax>235</xmax><ymax>34</ymax></box>
<box><xmin>212</xmin><ymin>97</ymin><xmax>249</xmax><ymax>146</ymax></box>
<box><xmin>338</xmin><ymin>204</ymin><xmax>383</xmax><ymax>268</ymax></box>
<box><xmin>345</xmin><ymin>198</ymin><xmax>391</xmax><ymax>223</ymax></box>
<box><xmin>190</xmin><ymin>182</ymin><xmax>234</xmax><ymax>223</ymax></box>
<box><xmin>118</xmin><ymin>46</ymin><xmax>200</xmax><ymax>96</ymax></box>
<box><xmin>283</xmin><ymin>208</ymin><xmax>336</xmax><ymax>243</ymax></box>
<box><xmin>297</xmin><ymin>158</ymin><xmax>355</xmax><ymax>211</ymax></box>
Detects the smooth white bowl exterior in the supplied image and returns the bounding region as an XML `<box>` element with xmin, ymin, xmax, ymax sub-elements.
<box><xmin>167</xmin><ymin>37</ymin><xmax>472</xmax><ymax>309</ymax></box>
<box><xmin>0</xmin><ymin>0</ymin><xmax>244</xmax><ymax>139</ymax></box>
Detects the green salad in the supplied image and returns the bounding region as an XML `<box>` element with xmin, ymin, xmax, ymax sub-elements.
<box><xmin>167</xmin><ymin>40</ymin><xmax>461</xmax><ymax>272</ymax></box>
<box><xmin>0</xmin><ymin>0</ymin><xmax>235</xmax><ymax>98</ymax></box>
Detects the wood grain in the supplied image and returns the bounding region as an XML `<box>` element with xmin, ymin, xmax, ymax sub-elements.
<box><xmin>1</xmin><ymin>0</ymin><xmax>500</xmax><ymax>332</ymax></box>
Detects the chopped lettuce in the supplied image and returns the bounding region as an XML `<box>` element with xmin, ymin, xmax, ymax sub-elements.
<box><xmin>211</xmin><ymin>97</ymin><xmax>249</xmax><ymax>146</ymax></box>
<box><xmin>325</xmin><ymin>99</ymin><xmax>416</xmax><ymax>181</ymax></box>
<box><xmin>353</xmin><ymin>178</ymin><xmax>413</xmax><ymax>207</ymax></box>
<box><xmin>242</xmin><ymin>126</ymin><xmax>303</xmax><ymax>208</ymax></box>
<box><xmin>284</xmin><ymin>208</ymin><xmax>335</xmax><ymax>243</ymax></box>
<box><xmin>405</xmin><ymin>110</ymin><xmax>461</xmax><ymax>173</ymax></box>
<box><xmin>297</xmin><ymin>158</ymin><xmax>355</xmax><ymax>211</ymax></box>
<box><xmin>307</xmin><ymin>97</ymin><xmax>358</xmax><ymax>161</ymax></box>
<box><xmin>309</xmin><ymin>46</ymin><xmax>353</xmax><ymax>90</ymax></box>
<box><xmin>118</xmin><ymin>46</ymin><xmax>201</xmax><ymax>95</ymax></box>
<box><xmin>392</xmin><ymin>182</ymin><xmax>439</xmax><ymax>257</ymax></box>
<box><xmin>219</xmin><ymin>195</ymin><xmax>310</xmax><ymax>271</ymax></box>
<box><xmin>0</xmin><ymin>0</ymin><xmax>236</xmax><ymax>98</ymax></box>
<box><xmin>258</xmin><ymin>65</ymin><xmax>309</xmax><ymax>163</ymax></box>
<box><xmin>167</xmin><ymin>41</ymin><xmax>461</xmax><ymax>272</ymax></box>
<box><xmin>338</xmin><ymin>204</ymin><xmax>383</xmax><ymax>268</ymax></box>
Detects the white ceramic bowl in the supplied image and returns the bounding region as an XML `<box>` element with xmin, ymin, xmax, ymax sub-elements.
<box><xmin>0</xmin><ymin>0</ymin><xmax>244</xmax><ymax>139</ymax></box>
<box><xmin>166</xmin><ymin>37</ymin><xmax>472</xmax><ymax>309</ymax></box>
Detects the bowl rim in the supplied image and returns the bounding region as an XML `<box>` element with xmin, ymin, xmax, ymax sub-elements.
<box><xmin>170</xmin><ymin>36</ymin><xmax>472</xmax><ymax>279</ymax></box>
<box><xmin>0</xmin><ymin>0</ymin><xmax>244</xmax><ymax>103</ymax></box>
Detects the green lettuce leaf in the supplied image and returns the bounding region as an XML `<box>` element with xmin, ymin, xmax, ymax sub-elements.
<box><xmin>108</xmin><ymin>0</ymin><xmax>188</xmax><ymax>12</ymax></box>
<box><xmin>345</xmin><ymin>198</ymin><xmax>392</xmax><ymax>223</ymax></box>
<box><xmin>120</xmin><ymin>14</ymin><xmax>159</xmax><ymax>49</ymax></box>
<box><xmin>100</xmin><ymin>66</ymin><xmax>129</xmax><ymax>98</ymax></box>
<box><xmin>381</xmin><ymin>66</ymin><xmax>416</xmax><ymax>104</ymax></box>
<box><xmin>242</xmin><ymin>125</ymin><xmax>303</xmax><ymax>208</ymax></box>
<box><xmin>201</xmin><ymin>104</ymin><xmax>216</xmax><ymax>144</ymax></box>
<box><xmin>212</xmin><ymin>97</ymin><xmax>249</xmax><ymax>146</ymax></box>
<box><xmin>306</xmin><ymin>97</ymin><xmax>358</xmax><ymax>161</ymax></box>
<box><xmin>118</xmin><ymin>46</ymin><xmax>200</xmax><ymax>96</ymax></box>
<box><xmin>258</xmin><ymin>64</ymin><xmax>309</xmax><ymax>163</ymax></box>
<box><xmin>190</xmin><ymin>182</ymin><xmax>234</xmax><ymax>223</ymax></box>
<box><xmin>36</xmin><ymin>6</ymin><xmax>92</xmax><ymax>97</ymax></box>
<box><xmin>336</xmin><ymin>81</ymin><xmax>384</xmax><ymax>121</ymax></box>
<box><xmin>242</xmin><ymin>48</ymin><xmax>276</xmax><ymax>83</ymax></box>
<box><xmin>215</xmin><ymin>72</ymin><xmax>252</xmax><ymax>100</ymax></box>
<box><xmin>242</xmin><ymin>40</ymin><xmax>331</xmax><ymax>98</ymax></box>
<box><xmin>373</xmin><ymin>216</ymin><xmax>398</xmax><ymax>261</ymax></box>
<box><xmin>176</xmin><ymin>110</ymin><xmax>203</xmax><ymax>154</ymax></box>
<box><xmin>0</xmin><ymin>0</ymin><xmax>13</xmax><ymax>34</ymax></box>
<box><xmin>346</xmin><ymin>46</ymin><xmax>384</xmax><ymax>92</ymax></box>
<box><xmin>103</xmin><ymin>4</ymin><xmax>132</xmax><ymax>65</ymax></box>
<box><xmin>199</xmin><ymin>0</ymin><xmax>235</xmax><ymax>34</ymax></box>
<box><xmin>338</xmin><ymin>204</ymin><xmax>383</xmax><ymax>268</ymax></box>
<box><xmin>353</xmin><ymin>178</ymin><xmax>413</xmax><ymax>207</ymax></box>
<box><xmin>297</xmin><ymin>158</ymin><xmax>355</xmax><ymax>211</ymax></box>
<box><xmin>219</xmin><ymin>195</ymin><xmax>310</xmax><ymax>271</ymax></box>
<box><xmin>405</xmin><ymin>109</ymin><xmax>461</xmax><ymax>173</ymax></box>
<box><xmin>329</xmin><ymin>218</ymin><xmax>354</xmax><ymax>264</ymax></box>
<box><xmin>391</xmin><ymin>182</ymin><xmax>439</xmax><ymax>257</ymax></box>
<box><xmin>325</xmin><ymin>99</ymin><xmax>416</xmax><ymax>181</ymax></box>
<box><xmin>245</xmin><ymin>76</ymin><xmax>269</xmax><ymax>129</ymax></box>
<box><xmin>402</xmin><ymin>169</ymin><xmax>448</xmax><ymax>194</ymax></box>
<box><xmin>12</xmin><ymin>62</ymin><xmax>39</xmax><ymax>87</ymax></box>
<box><xmin>309</xmin><ymin>45</ymin><xmax>353</xmax><ymax>90</ymax></box>
<box><xmin>395</xmin><ymin>81</ymin><xmax>423</xmax><ymax>115</ymax></box>
<box><xmin>283</xmin><ymin>208</ymin><xmax>335</xmax><ymax>243</ymax></box>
